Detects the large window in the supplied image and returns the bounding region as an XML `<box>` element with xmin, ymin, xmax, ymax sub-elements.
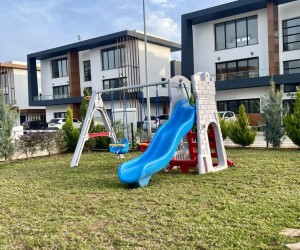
<box><xmin>54</xmin><ymin>112</ymin><xmax>66</xmax><ymax>118</ymax></box>
<box><xmin>215</xmin><ymin>16</ymin><xmax>258</xmax><ymax>51</ymax></box>
<box><xmin>53</xmin><ymin>85</ymin><xmax>70</xmax><ymax>99</ymax></box>
<box><xmin>52</xmin><ymin>58</ymin><xmax>68</xmax><ymax>78</ymax></box>
<box><xmin>102</xmin><ymin>46</ymin><xmax>126</xmax><ymax>70</ymax></box>
<box><xmin>217</xmin><ymin>99</ymin><xmax>260</xmax><ymax>114</ymax></box>
<box><xmin>283</xmin><ymin>17</ymin><xmax>300</xmax><ymax>51</ymax></box>
<box><xmin>216</xmin><ymin>58</ymin><xmax>259</xmax><ymax>81</ymax></box>
<box><xmin>103</xmin><ymin>78</ymin><xmax>126</xmax><ymax>90</ymax></box>
<box><xmin>83</xmin><ymin>60</ymin><xmax>91</xmax><ymax>81</ymax></box>
<box><xmin>284</xmin><ymin>59</ymin><xmax>300</xmax><ymax>75</ymax></box>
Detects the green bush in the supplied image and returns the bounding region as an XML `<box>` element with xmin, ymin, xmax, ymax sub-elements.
<box><xmin>229</xmin><ymin>105</ymin><xmax>257</xmax><ymax>147</ymax></box>
<box><xmin>284</xmin><ymin>91</ymin><xmax>300</xmax><ymax>147</ymax></box>
<box><xmin>62</xmin><ymin>107</ymin><xmax>80</xmax><ymax>152</ymax></box>
<box><xmin>93</xmin><ymin>124</ymin><xmax>110</xmax><ymax>150</ymax></box>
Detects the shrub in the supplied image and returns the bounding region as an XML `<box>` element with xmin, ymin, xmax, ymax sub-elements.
<box><xmin>62</xmin><ymin>107</ymin><xmax>80</xmax><ymax>152</ymax></box>
<box><xmin>284</xmin><ymin>91</ymin><xmax>300</xmax><ymax>147</ymax></box>
<box><xmin>39</xmin><ymin>131</ymin><xmax>66</xmax><ymax>155</ymax></box>
<box><xmin>229</xmin><ymin>105</ymin><xmax>257</xmax><ymax>147</ymax></box>
<box><xmin>18</xmin><ymin>132</ymin><xmax>42</xmax><ymax>158</ymax></box>
<box><xmin>93</xmin><ymin>124</ymin><xmax>110</xmax><ymax>150</ymax></box>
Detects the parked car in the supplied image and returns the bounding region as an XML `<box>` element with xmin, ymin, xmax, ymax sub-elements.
<box><xmin>218</xmin><ymin>111</ymin><xmax>237</xmax><ymax>122</ymax></box>
<box><xmin>157</xmin><ymin>114</ymin><xmax>169</xmax><ymax>126</ymax></box>
<box><xmin>142</xmin><ymin>116</ymin><xmax>160</xmax><ymax>131</ymax></box>
<box><xmin>48</xmin><ymin>118</ymin><xmax>82</xmax><ymax>130</ymax></box>
<box><xmin>22</xmin><ymin>120</ymin><xmax>48</xmax><ymax>131</ymax></box>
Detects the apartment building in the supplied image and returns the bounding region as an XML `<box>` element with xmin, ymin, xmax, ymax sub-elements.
<box><xmin>182</xmin><ymin>0</ymin><xmax>300</xmax><ymax>125</ymax></box>
<box><xmin>27</xmin><ymin>30</ymin><xmax>180</xmax><ymax>123</ymax></box>
<box><xmin>0</xmin><ymin>61</ymin><xmax>45</xmax><ymax>125</ymax></box>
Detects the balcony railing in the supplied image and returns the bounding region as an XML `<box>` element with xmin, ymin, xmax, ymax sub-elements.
<box><xmin>33</xmin><ymin>93</ymin><xmax>70</xmax><ymax>101</ymax></box>
<box><xmin>214</xmin><ymin>69</ymin><xmax>269</xmax><ymax>81</ymax></box>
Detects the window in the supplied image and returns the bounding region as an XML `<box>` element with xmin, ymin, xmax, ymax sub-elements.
<box><xmin>83</xmin><ymin>60</ymin><xmax>91</xmax><ymax>81</ymax></box>
<box><xmin>54</xmin><ymin>112</ymin><xmax>66</xmax><ymax>118</ymax></box>
<box><xmin>215</xmin><ymin>16</ymin><xmax>258</xmax><ymax>51</ymax></box>
<box><xmin>216</xmin><ymin>58</ymin><xmax>259</xmax><ymax>81</ymax></box>
<box><xmin>284</xmin><ymin>83</ymin><xmax>300</xmax><ymax>93</ymax></box>
<box><xmin>52</xmin><ymin>58</ymin><xmax>68</xmax><ymax>78</ymax></box>
<box><xmin>53</xmin><ymin>85</ymin><xmax>70</xmax><ymax>99</ymax></box>
<box><xmin>85</xmin><ymin>87</ymin><xmax>92</xmax><ymax>95</ymax></box>
<box><xmin>161</xmin><ymin>78</ymin><xmax>167</xmax><ymax>88</ymax></box>
<box><xmin>102</xmin><ymin>46</ymin><xmax>126</xmax><ymax>70</ymax></box>
<box><xmin>217</xmin><ymin>98</ymin><xmax>260</xmax><ymax>113</ymax></box>
<box><xmin>283</xmin><ymin>17</ymin><xmax>300</xmax><ymax>51</ymax></box>
<box><xmin>102</xmin><ymin>78</ymin><xmax>126</xmax><ymax>90</ymax></box>
<box><xmin>284</xmin><ymin>59</ymin><xmax>300</xmax><ymax>74</ymax></box>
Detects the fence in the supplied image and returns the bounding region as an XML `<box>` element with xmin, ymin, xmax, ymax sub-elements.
<box><xmin>224</xmin><ymin>131</ymin><xmax>298</xmax><ymax>148</ymax></box>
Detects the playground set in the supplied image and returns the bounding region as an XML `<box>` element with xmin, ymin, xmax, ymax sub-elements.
<box><xmin>71</xmin><ymin>72</ymin><xmax>234</xmax><ymax>188</ymax></box>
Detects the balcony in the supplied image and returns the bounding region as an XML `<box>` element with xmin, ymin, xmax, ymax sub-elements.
<box><xmin>214</xmin><ymin>69</ymin><xmax>269</xmax><ymax>81</ymax></box>
<box><xmin>31</xmin><ymin>93</ymin><xmax>82</xmax><ymax>106</ymax></box>
<box><xmin>213</xmin><ymin>69</ymin><xmax>300</xmax><ymax>91</ymax></box>
<box><xmin>33</xmin><ymin>93</ymin><xmax>70</xmax><ymax>101</ymax></box>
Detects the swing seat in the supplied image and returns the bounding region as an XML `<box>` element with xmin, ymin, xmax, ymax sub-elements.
<box><xmin>109</xmin><ymin>138</ymin><xmax>130</xmax><ymax>154</ymax></box>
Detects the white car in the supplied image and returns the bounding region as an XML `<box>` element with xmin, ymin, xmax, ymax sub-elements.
<box><xmin>218</xmin><ymin>111</ymin><xmax>237</xmax><ymax>122</ymax></box>
<box><xmin>48</xmin><ymin>118</ymin><xmax>82</xmax><ymax>130</ymax></box>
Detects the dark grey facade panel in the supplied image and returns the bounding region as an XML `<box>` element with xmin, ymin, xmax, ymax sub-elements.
<box><xmin>27</xmin><ymin>57</ymin><xmax>39</xmax><ymax>106</ymax></box>
<box><xmin>30</xmin><ymin>97</ymin><xmax>83</xmax><ymax>107</ymax></box>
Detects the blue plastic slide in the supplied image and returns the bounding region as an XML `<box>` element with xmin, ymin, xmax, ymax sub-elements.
<box><xmin>118</xmin><ymin>99</ymin><xmax>196</xmax><ymax>187</ymax></box>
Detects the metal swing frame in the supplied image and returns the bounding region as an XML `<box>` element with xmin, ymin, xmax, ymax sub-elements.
<box><xmin>70</xmin><ymin>79</ymin><xmax>169</xmax><ymax>167</ymax></box>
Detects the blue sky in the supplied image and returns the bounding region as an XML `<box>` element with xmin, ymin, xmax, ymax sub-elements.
<box><xmin>0</xmin><ymin>0</ymin><xmax>232</xmax><ymax>62</ymax></box>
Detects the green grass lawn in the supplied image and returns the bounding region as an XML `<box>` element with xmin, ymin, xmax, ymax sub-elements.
<box><xmin>0</xmin><ymin>148</ymin><xmax>299</xmax><ymax>249</ymax></box>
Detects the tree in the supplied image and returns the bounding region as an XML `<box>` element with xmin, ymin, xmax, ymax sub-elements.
<box><xmin>0</xmin><ymin>89</ymin><xmax>17</xmax><ymax>161</ymax></box>
<box><xmin>229</xmin><ymin>104</ymin><xmax>257</xmax><ymax>147</ymax></box>
<box><xmin>62</xmin><ymin>107</ymin><xmax>80</xmax><ymax>152</ymax></box>
<box><xmin>261</xmin><ymin>79</ymin><xmax>286</xmax><ymax>147</ymax></box>
<box><xmin>283</xmin><ymin>90</ymin><xmax>300</xmax><ymax>147</ymax></box>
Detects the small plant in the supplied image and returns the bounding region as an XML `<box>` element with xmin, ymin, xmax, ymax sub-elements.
<box><xmin>229</xmin><ymin>105</ymin><xmax>257</xmax><ymax>147</ymax></box>
<box><xmin>283</xmin><ymin>91</ymin><xmax>300</xmax><ymax>147</ymax></box>
<box><xmin>62</xmin><ymin>107</ymin><xmax>80</xmax><ymax>152</ymax></box>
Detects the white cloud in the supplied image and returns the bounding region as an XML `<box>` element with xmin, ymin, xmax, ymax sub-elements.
<box><xmin>146</xmin><ymin>12</ymin><xmax>180</xmax><ymax>41</ymax></box>
<box><xmin>149</xmin><ymin>0</ymin><xmax>175</xmax><ymax>8</ymax></box>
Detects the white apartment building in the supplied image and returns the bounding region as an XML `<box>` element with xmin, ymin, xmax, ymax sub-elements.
<box><xmin>27</xmin><ymin>30</ymin><xmax>180</xmax><ymax>123</ymax></box>
<box><xmin>0</xmin><ymin>61</ymin><xmax>45</xmax><ymax>125</ymax></box>
<box><xmin>182</xmin><ymin>0</ymin><xmax>300</xmax><ymax>125</ymax></box>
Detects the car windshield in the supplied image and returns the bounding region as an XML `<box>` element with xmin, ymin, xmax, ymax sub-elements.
<box><xmin>49</xmin><ymin>119</ymin><xmax>59</xmax><ymax>123</ymax></box>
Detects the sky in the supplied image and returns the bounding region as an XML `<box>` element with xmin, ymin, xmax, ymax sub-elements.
<box><xmin>0</xmin><ymin>0</ymin><xmax>232</xmax><ymax>62</ymax></box>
